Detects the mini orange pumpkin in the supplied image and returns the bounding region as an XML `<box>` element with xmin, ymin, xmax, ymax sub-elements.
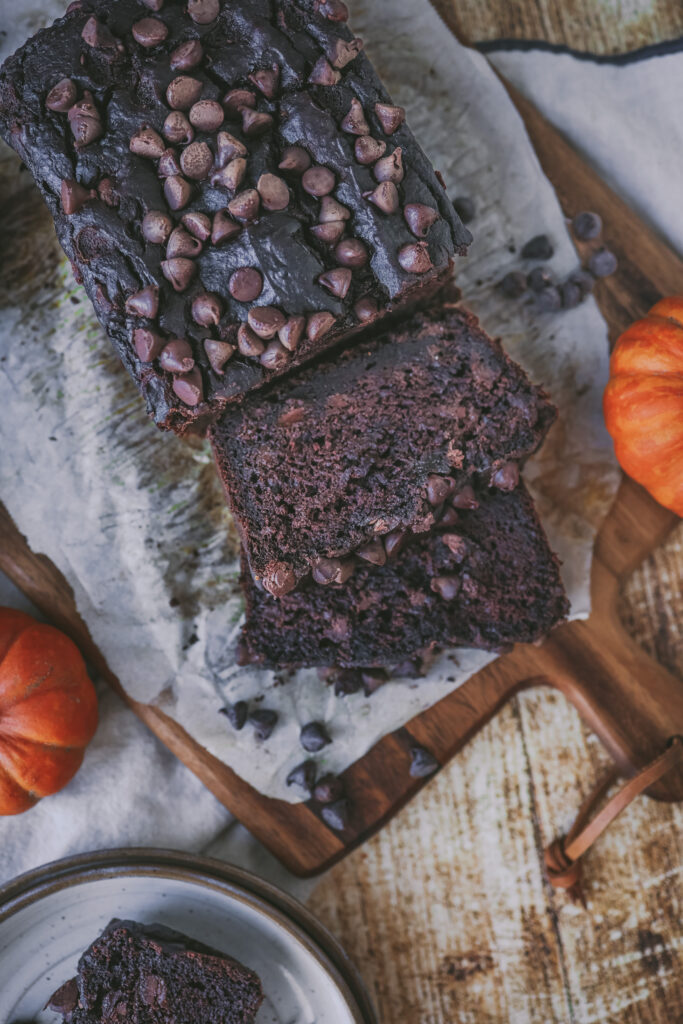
<box><xmin>604</xmin><ymin>296</ymin><xmax>683</xmax><ymax>517</ymax></box>
<box><xmin>0</xmin><ymin>608</ymin><xmax>98</xmax><ymax>815</ymax></box>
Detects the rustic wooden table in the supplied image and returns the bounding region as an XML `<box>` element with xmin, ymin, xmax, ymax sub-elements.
<box><xmin>309</xmin><ymin>4</ymin><xmax>683</xmax><ymax>1022</ymax></box>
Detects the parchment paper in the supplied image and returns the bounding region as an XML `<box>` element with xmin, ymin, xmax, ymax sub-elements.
<box><xmin>0</xmin><ymin>0</ymin><xmax>619</xmax><ymax>802</ymax></box>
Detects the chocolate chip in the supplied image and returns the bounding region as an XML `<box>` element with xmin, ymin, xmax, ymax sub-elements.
<box><xmin>302</xmin><ymin>166</ymin><xmax>336</xmax><ymax>197</ymax></box>
<box><xmin>262</xmin><ymin>562</ymin><xmax>296</xmax><ymax>596</ymax></box>
<box><xmin>180</xmin><ymin>141</ymin><xmax>213</xmax><ymax>180</ymax></box>
<box><xmin>312</xmin><ymin>557</ymin><xmax>354</xmax><ymax>585</ymax></box>
<box><xmin>223</xmin><ymin>88</ymin><xmax>256</xmax><ymax>119</ymax></box>
<box><xmin>188</xmin><ymin>0</ymin><xmax>220</xmax><ymax>24</ymax></box>
<box><xmin>237</xmin><ymin>323</ymin><xmax>265</xmax><ymax>358</ymax></box>
<box><xmin>132</xmin><ymin>17</ymin><xmax>168</xmax><ymax>47</ymax></box>
<box><xmin>522</xmin><ymin>233</ymin><xmax>554</xmax><ymax>260</ymax></box>
<box><xmin>228</xmin><ymin>189</ymin><xmax>261</xmax><ymax>223</ymax></box>
<box><xmin>535</xmin><ymin>285</ymin><xmax>562</xmax><ymax>312</ymax></box>
<box><xmin>189</xmin><ymin>99</ymin><xmax>224</xmax><ymax>132</ymax></box>
<box><xmin>328</xmin><ymin>36</ymin><xmax>363</xmax><ymax>68</ymax></box>
<box><xmin>321</xmin><ymin>799</ymin><xmax>348</xmax><ymax>831</ymax></box>
<box><xmin>384</xmin><ymin>529</ymin><xmax>407</xmax><ymax>559</ymax></box>
<box><xmin>374</xmin><ymin>102</ymin><xmax>405</xmax><ymax>135</ymax></box>
<box><xmin>172</xmin><ymin>366</ymin><xmax>204</xmax><ymax>406</ymax></box>
<box><xmin>279</xmin><ymin>316</ymin><xmax>306</xmax><ymax>351</ymax></box>
<box><xmin>279</xmin><ymin>146</ymin><xmax>311</xmax><ymax>174</ymax></box>
<box><xmin>426</xmin><ymin>474</ymin><xmax>454</xmax><ymax>506</ymax></box>
<box><xmin>260</xmin><ymin>340</ymin><xmax>290</xmax><ymax>371</ymax></box>
<box><xmin>333</xmin><ymin>670</ymin><xmax>361</xmax><ymax>696</ymax></box>
<box><xmin>229</xmin><ymin>267</ymin><xmax>263</xmax><ymax>302</ymax></box>
<box><xmin>220</xmin><ymin>701</ymin><xmax>247</xmax><ymax>730</ymax></box>
<box><xmin>166</xmin><ymin>226</ymin><xmax>202</xmax><ymax>258</ymax></box>
<box><xmin>249</xmin><ymin>65</ymin><xmax>280</xmax><ymax>99</ymax></box>
<box><xmin>561</xmin><ymin>279</ymin><xmax>583</xmax><ymax>309</ymax></box>
<box><xmin>361</xmin><ymin>668</ymin><xmax>388</xmax><ymax>696</ymax></box>
<box><xmin>166</xmin><ymin>76</ymin><xmax>203</xmax><ymax>111</ymax></box>
<box><xmin>569</xmin><ymin>268</ymin><xmax>595</xmax><ymax>296</ymax></box>
<box><xmin>588</xmin><ymin>247</ymin><xmax>618</xmax><ymax>277</ymax></box>
<box><xmin>142</xmin><ymin>210</ymin><xmax>173</xmax><ymax>244</ymax></box>
<box><xmin>257</xmin><ymin>173</ymin><xmax>290</xmax><ymax>211</ymax></box>
<box><xmin>158</xmin><ymin>148</ymin><xmax>182</xmax><ymax>177</ymax></box>
<box><xmin>182</xmin><ymin>211</ymin><xmax>212</xmax><ymax>241</ymax></box>
<box><xmin>61</xmin><ymin>178</ymin><xmax>94</xmax><ymax>215</ymax></box>
<box><xmin>134</xmin><ymin>327</ymin><xmax>165</xmax><ymax>362</ymax></box>
<box><xmin>286</xmin><ymin>760</ymin><xmax>317</xmax><ymax>794</ymax></box>
<box><xmin>300</xmin><ymin>721</ymin><xmax>331</xmax><ymax>753</ymax></box>
<box><xmin>441</xmin><ymin>533</ymin><xmax>466</xmax><ymax>560</ymax></box>
<box><xmin>205</xmin><ymin>339</ymin><xmax>235</xmax><ymax>373</ymax></box>
<box><xmin>163</xmin><ymin>110</ymin><xmax>194</xmax><ymax>145</ymax></box>
<box><xmin>492</xmin><ymin>462</ymin><xmax>519</xmax><ymax>491</ymax></box>
<box><xmin>404</xmin><ymin>203</ymin><xmax>438</xmax><ymax>238</ymax></box>
<box><xmin>307</xmin><ymin>312</ymin><xmax>336</xmax><ymax>343</ymax></box>
<box><xmin>161</xmin><ymin>257</ymin><xmax>197</xmax><ymax>292</ymax></box>
<box><xmin>160</xmin><ymin>338</ymin><xmax>195</xmax><ymax>373</ymax></box>
<box><xmin>318</xmin><ymin>267</ymin><xmax>352</xmax><ymax>299</ymax></box>
<box><xmin>313</xmin><ymin>774</ymin><xmax>344</xmax><ymax>804</ymax></box>
<box><xmin>572</xmin><ymin>210</ymin><xmax>602</xmax><ymax>241</ymax></box>
<box><xmin>46</xmin><ymin>978</ymin><xmax>79</xmax><ymax>1015</ymax></box>
<box><xmin>527</xmin><ymin>266</ymin><xmax>554</xmax><ymax>292</ymax></box>
<box><xmin>354</xmin><ymin>295</ymin><xmax>379</xmax><ymax>322</ymax></box>
<box><xmin>248</xmin><ymin>708</ymin><xmax>278</xmax><ymax>741</ymax></box>
<box><xmin>374</xmin><ymin>147</ymin><xmax>404</xmax><ymax>184</ymax></box>
<box><xmin>453</xmin><ymin>196</ymin><xmax>475</xmax><ymax>224</ymax></box>
<box><xmin>211</xmin><ymin>158</ymin><xmax>247</xmax><ymax>191</ymax></box>
<box><xmin>242</xmin><ymin>108</ymin><xmax>274</xmax><ymax>136</ymax></box>
<box><xmin>126</xmin><ymin>285</ymin><xmax>159</xmax><ymax>318</ymax></box>
<box><xmin>341</xmin><ymin>98</ymin><xmax>370</xmax><ymax>135</ymax></box>
<box><xmin>320</xmin><ymin>0</ymin><xmax>349</xmax><ymax>20</ymax></box>
<box><xmin>68</xmin><ymin>92</ymin><xmax>103</xmax><ymax>147</ymax></box>
<box><xmin>139</xmin><ymin>974</ymin><xmax>166</xmax><ymax>1006</ymax></box>
<box><xmin>334</xmin><ymin>238</ymin><xmax>368</xmax><ymax>268</ymax></box>
<box><xmin>308</xmin><ymin>57</ymin><xmax>341</xmax><ymax>86</ymax></box>
<box><xmin>129</xmin><ymin>126</ymin><xmax>166</xmax><ymax>159</ymax></box>
<box><xmin>356</xmin><ymin>538</ymin><xmax>386</xmax><ymax>565</ymax></box>
<box><xmin>452</xmin><ymin>484</ymin><xmax>478</xmax><ymax>509</ymax></box>
<box><xmin>431</xmin><ymin>575</ymin><xmax>461</xmax><ymax>600</ymax></box>
<box><xmin>46</xmin><ymin>78</ymin><xmax>77</xmax><ymax>112</ymax></box>
<box><xmin>170</xmin><ymin>38</ymin><xmax>203</xmax><ymax>71</ymax></box>
<box><xmin>248</xmin><ymin>305</ymin><xmax>286</xmax><ymax>339</ymax></box>
<box><xmin>409</xmin><ymin>745</ymin><xmax>439</xmax><ymax>778</ymax></box>
<box><xmin>311</xmin><ymin>221</ymin><xmax>345</xmax><ymax>245</ymax></box>
<box><xmin>500</xmin><ymin>270</ymin><xmax>527</xmax><ymax>298</ymax></box>
<box><xmin>216</xmin><ymin>131</ymin><xmax>247</xmax><ymax>166</ymax></box>
<box><xmin>81</xmin><ymin>16</ymin><xmax>121</xmax><ymax>50</ymax></box>
<box><xmin>320</xmin><ymin>196</ymin><xmax>351</xmax><ymax>223</ymax></box>
<box><xmin>191</xmin><ymin>290</ymin><xmax>223</xmax><ymax>325</ymax></box>
<box><xmin>398</xmin><ymin>242</ymin><xmax>433</xmax><ymax>274</ymax></box>
<box><xmin>212</xmin><ymin>210</ymin><xmax>241</xmax><ymax>245</ymax></box>
<box><xmin>439</xmin><ymin>505</ymin><xmax>460</xmax><ymax>528</ymax></box>
<box><xmin>364</xmin><ymin>181</ymin><xmax>399</xmax><ymax>215</ymax></box>
<box><xmin>164</xmin><ymin>175</ymin><xmax>193</xmax><ymax>210</ymax></box>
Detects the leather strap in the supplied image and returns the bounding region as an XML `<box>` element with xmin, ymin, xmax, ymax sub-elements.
<box><xmin>544</xmin><ymin>737</ymin><xmax>683</xmax><ymax>905</ymax></box>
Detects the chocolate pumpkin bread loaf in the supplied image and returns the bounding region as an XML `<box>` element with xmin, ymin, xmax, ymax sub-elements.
<box><xmin>0</xmin><ymin>0</ymin><xmax>470</xmax><ymax>434</ymax></box>
<box><xmin>46</xmin><ymin>918</ymin><xmax>263</xmax><ymax>1024</ymax></box>
<box><xmin>239</xmin><ymin>483</ymin><xmax>569</xmax><ymax>668</ymax></box>
<box><xmin>211</xmin><ymin>304</ymin><xmax>555</xmax><ymax>596</ymax></box>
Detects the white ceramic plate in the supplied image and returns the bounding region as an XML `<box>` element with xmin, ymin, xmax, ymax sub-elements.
<box><xmin>0</xmin><ymin>849</ymin><xmax>376</xmax><ymax>1024</ymax></box>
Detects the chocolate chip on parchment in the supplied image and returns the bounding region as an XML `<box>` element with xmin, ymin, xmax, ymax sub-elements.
<box><xmin>249</xmin><ymin>65</ymin><xmax>280</xmax><ymax>100</ymax></box>
<box><xmin>167</xmin><ymin>226</ymin><xmax>203</xmax><ymax>258</ymax></box>
<box><xmin>409</xmin><ymin>745</ymin><xmax>439</xmax><ymax>778</ymax></box>
<box><xmin>204</xmin><ymin>339</ymin><xmax>235</xmax><ymax>373</ymax></box>
<box><xmin>300</xmin><ymin>721</ymin><xmax>332</xmax><ymax>753</ymax></box>
<box><xmin>320</xmin><ymin>0</ymin><xmax>349</xmax><ymax>20</ymax></box>
<box><xmin>262</xmin><ymin>562</ymin><xmax>296</xmax><ymax>596</ymax></box>
<box><xmin>134</xmin><ymin>328</ymin><xmax>165</xmax><ymax>362</ymax></box>
<box><xmin>257</xmin><ymin>173</ymin><xmax>290</xmax><ymax>211</ymax></box>
<box><xmin>374</xmin><ymin>102</ymin><xmax>405</xmax><ymax>135</ymax></box>
<box><xmin>248</xmin><ymin>708</ymin><xmax>278</xmax><ymax>741</ymax></box>
<box><xmin>522</xmin><ymin>233</ymin><xmax>554</xmax><ymax>260</ymax></box>
<box><xmin>223</xmin><ymin>88</ymin><xmax>256</xmax><ymax>119</ymax></box>
<box><xmin>364</xmin><ymin>181</ymin><xmax>399</xmax><ymax>215</ymax></box>
<box><xmin>314</xmin><ymin>775</ymin><xmax>344</xmax><ymax>804</ymax></box>
<box><xmin>248</xmin><ymin>306</ymin><xmax>286</xmax><ymax>339</ymax></box>
<box><xmin>211</xmin><ymin>158</ymin><xmax>247</xmax><ymax>191</ymax></box>
<box><xmin>307</xmin><ymin>312</ymin><xmax>336</xmax><ymax>343</ymax></box>
<box><xmin>160</xmin><ymin>338</ymin><xmax>195</xmax><ymax>374</ymax></box>
<box><xmin>279</xmin><ymin>316</ymin><xmax>306</xmax><ymax>351</ymax></box>
<box><xmin>572</xmin><ymin>210</ymin><xmax>602</xmax><ymax>241</ymax></box>
<box><xmin>164</xmin><ymin>175</ymin><xmax>193</xmax><ymax>210</ymax></box>
<box><xmin>333</xmin><ymin>670</ymin><xmax>361</xmax><ymax>696</ymax></box>
<box><xmin>189</xmin><ymin>99</ymin><xmax>224</xmax><ymax>132</ymax></box>
<box><xmin>354</xmin><ymin>135</ymin><xmax>387</xmax><ymax>165</ymax></box>
<box><xmin>142</xmin><ymin>210</ymin><xmax>173</xmax><ymax>244</ymax></box>
<box><xmin>130</xmin><ymin>126</ymin><xmax>166</xmax><ymax>159</ymax></box>
<box><xmin>166</xmin><ymin>76</ymin><xmax>203</xmax><ymax>111</ymax></box>
<box><xmin>308</xmin><ymin>57</ymin><xmax>341</xmax><ymax>87</ymax></box>
<box><xmin>588</xmin><ymin>247</ymin><xmax>618</xmax><ymax>278</ymax></box>
<box><xmin>180</xmin><ymin>141</ymin><xmax>213</xmax><ymax>180</ymax></box>
<box><xmin>182</xmin><ymin>211</ymin><xmax>212</xmax><ymax>241</ymax></box>
<box><xmin>492</xmin><ymin>462</ymin><xmax>519</xmax><ymax>491</ymax></box>
<box><xmin>68</xmin><ymin>92</ymin><xmax>103</xmax><ymax>147</ymax></box>
<box><xmin>46</xmin><ymin>78</ymin><xmax>77</xmax><ymax>112</ymax></box>
<box><xmin>374</xmin><ymin>147</ymin><xmax>404</xmax><ymax>184</ymax></box>
<box><xmin>170</xmin><ymin>39</ymin><xmax>203</xmax><ymax>71</ymax></box>
<box><xmin>302</xmin><ymin>166</ymin><xmax>336</xmax><ymax>197</ymax></box>
<box><xmin>334</xmin><ymin>238</ymin><xmax>368</xmax><ymax>268</ymax></box>
<box><xmin>237</xmin><ymin>323</ymin><xmax>265</xmax><ymax>358</ymax></box>
<box><xmin>404</xmin><ymin>203</ymin><xmax>439</xmax><ymax>238</ymax></box>
<box><xmin>361</xmin><ymin>668</ymin><xmax>388</xmax><ymax>696</ymax></box>
<box><xmin>229</xmin><ymin>267</ymin><xmax>263</xmax><ymax>302</ymax></box>
<box><xmin>286</xmin><ymin>760</ymin><xmax>317</xmax><ymax>795</ymax></box>
<box><xmin>318</xmin><ymin>267</ymin><xmax>352</xmax><ymax>299</ymax></box>
<box><xmin>228</xmin><ymin>188</ymin><xmax>261</xmax><ymax>223</ymax></box>
<box><xmin>161</xmin><ymin>257</ymin><xmax>197</xmax><ymax>292</ymax></box>
<box><xmin>188</xmin><ymin>0</ymin><xmax>220</xmax><ymax>24</ymax></box>
<box><xmin>216</xmin><ymin>131</ymin><xmax>247</xmax><ymax>165</ymax></box>
<box><xmin>158</xmin><ymin>148</ymin><xmax>182</xmax><ymax>177</ymax></box>
<box><xmin>453</xmin><ymin>196</ymin><xmax>475</xmax><ymax>224</ymax></box>
<box><xmin>126</xmin><ymin>285</ymin><xmax>159</xmax><ymax>318</ymax></box>
<box><xmin>398</xmin><ymin>242</ymin><xmax>433</xmax><ymax>274</ymax></box>
<box><xmin>499</xmin><ymin>270</ymin><xmax>527</xmax><ymax>298</ymax></box>
<box><xmin>61</xmin><ymin>178</ymin><xmax>94</xmax><ymax>215</ymax></box>
<box><xmin>212</xmin><ymin>210</ymin><xmax>242</xmax><ymax>245</ymax></box>
<box><xmin>354</xmin><ymin>295</ymin><xmax>379</xmax><ymax>322</ymax></box>
<box><xmin>311</xmin><ymin>221</ymin><xmax>345</xmax><ymax>245</ymax></box>
<box><xmin>535</xmin><ymin>285</ymin><xmax>562</xmax><ymax>312</ymax></box>
<box><xmin>163</xmin><ymin>110</ymin><xmax>194</xmax><ymax>145</ymax></box>
<box><xmin>172</xmin><ymin>367</ymin><xmax>204</xmax><ymax>406</ymax></box>
<box><xmin>242</xmin><ymin>108</ymin><xmax>274</xmax><ymax>136</ymax></box>
<box><xmin>260</xmin><ymin>340</ymin><xmax>290</xmax><ymax>371</ymax></box>
<box><xmin>279</xmin><ymin>146</ymin><xmax>312</xmax><ymax>174</ymax></box>
<box><xmin>321</xmin><ymin>799</ymin><xmax>348</xmax><ymax>831</ymax></box>
<box><xmin>132</xmin><ymin>17</ymin><xmax>168</xmax><ymax>47</ymax></box>
<box><xmin>341</xmin><ymin>97</ymin><xmax>370</xmax><ymax>135</ymax></box>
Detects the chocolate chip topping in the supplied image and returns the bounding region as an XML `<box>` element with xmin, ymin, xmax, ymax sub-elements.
<box><xmin>188</xmin><ymin>0</ymin><xmax>220</xmax><ymax>25</ymax></box>
<box><xmin>223</xmin><ymin>88</ymin><xmax>256</xmax><ymax>119</ymax></box>
<box><xmin>311</xmin><ymin>221</ymin><xmax>345</xmax><ymax>245</ymax></box>
<box><xmin>364</xmin><ymin>181</ymin><xmax>399</xmax><ymax>214</ymax></box>
<box><xmin>341</xmin><ymin>97</ymin><xmax>370</xmax><ymax>136</ymax></box>
<box><xmin>164</xmin><ymin>175</ymin><xmax>192</xmax><ymax>210</ymax></box>
<box><xmin>132</xmin><ymin>17</ymin><xmax>168</xmax><ymax>47</ymax></box>
<box><xmin>170</xmin><ymin>38</ymin><xmax>204</xmax><ymax>71</ymax></box>
<box><xmin>229</xmin><ymin>267</ymin><xmax>263</xmax><ymax>302</ymax></box>
<box><xmin>334</xmin><ymin>238</ymin><xmax>368</xmax><ymax>267</ymax></box>
<box><xmin>228</xmin><ymin>188</ymin><xmax>260</xmax><ymax>223</ymax></box>
<box><xmin>318</xmin><ymin>267</ymin><xmax>352</xmax><ymax>299</ymax></box>
<box><xmin>426</xmin><ymin>474</ymin><xmax>454</xmax><ymax>506</ymax></box>
<box><xmin>354</xmin><ymin>295</ymin><xmax>379</xmax><ymax>321</ymax></box>
<box><xmin>249</xmin><ymin>65</ymin><xmax>280</xmax><ymax>100</ymax></box>
<box><xmin>300</xmin><ymin>721</ymin><xmax>332</xmax><ymax>753</ymax></box>
<box><xmin>160</xmin><ymin>338</ymin><xmax>195</xmax><ymax>373</ymax></box>
<box><xmin>361</xmin><ymin>668</ymin><xmax>388</xmax><ymax>696</ymax></box>
<box><xmin>398</xmin><ymin>242</ymin><xmax>434</xmax><ymax>274</ymax></box>
<box><xmin>384</xmin><ymin>528</ymin><xmax>407</xmax><ymax>559</ymax></box>
<box><xmin>286</xmin><ymin>760</ymin><xmax>317</xmax><ymax>794</ymax></box>
<box><xmin>319</xmin><ymin>196</ymin><xmax>350</xmax><ymax>223</ymax></box>
<box><xmin>302</xmin><ymin>165</ymin><xmax>336</xmax><ymax>197</ymax></box>
<box><xmin>431</xmin><ymin>575</ymin><xmax>461</xmax><ymax>600</ymax></box>
<box><xmin>248</xmin><ymin>305</ymin><xmax>286</xmax><ymax>339</ymax></box>
<box><xmin>161</xmin><ymin>257</ymin><xmax>196</xmax><ymax>291</ymax></box>
<box><xmin>221</xmin><ymin>700</ymin><xmax>247</xmax><ymax>730</ymax></box>
<box><xmin>309</xmin><ymin>57</ymin><xmax>341</xmax><ymax>87</ymax></box>
<box><xmin>404</xmin><ymin>202</ymin><xmax>439</xmax><ymax>238</ymax></box>
<box><xmin>257</xmin><ymin>173</ymin><xmax>290</xmax><ymax>211</ymax></box>
<box><xmin>204</xmin><ymin>339</ymin><xmax>235</xmax><ymax>373</ymax></box>
<box><xmin>452</xmin><ymin>484</ymin><xmax>479</xmax><ymax>509</ymax></box>
<box><xmin>212</xmin><ymin>210</ymin><xmax>241</xmax><ymax>245</ymax></box>
<box><xmin>142</xmin><ymin>210</ymin><xmax>173</xmax><ymax>244</ymax></box>
<box><xmin>166</xmin><ymin>226</ymin><xmax>202</xmax><ymax>258</ymax></box>
<box><xmin>46</xmin><ymin>78</ymin><xmax>77</xmax><ymax>112</ymax></box>
<box><xmin>237</xmin><ymin>323</ymin><xmax>265</xmax><ymax>358</ymax></box>
<box><xmin>262</xmin><ymin>561</ymin><xmax>297</xmax><ymax>596</ymax></box>
<box><xmin>192</xmin><ymin>292</ymin><xmax>222</xmax><ymax>326</ymax></box>
<box><xmin>313</xmin><ymin>774</ymin><xmax>344</xmax><ymax>804</ymax></box>
<box><xmin>129</xmin><ymin>126</ymin><xmax>166</xmax><ymax>159</ymax></box>
<box><xmin>61</xmin><ymin>178</ymin><xmax>94</xmax><ymax>215</ymax></box>
<box><xmin>409</xmin><ymin>745</ymin><xmax>439</xmax><ymax>778</ymax></box>
<box><xmin>492</xmin><ymin>461</ymin><xmax>520</xmax><ymax>491</ymax></box>
<box><xmin>125</xmin><ymin>285</ymin><xmax>159</xmax><ymax>318</ymax></box>
<box><xmin>180</xmin><ymin>140</ymin><xmax>213</xmax><ymax>180</ymax></box>
<box><xmin>67</xmin><ymin>92</ymin><xmax>103</xmax><ymax>148</ymax></box>
<box><xmin>216</xmin><ymin>131</ymin><xmax>247</xmax><ymax>165</ymax></box>
<box><xmin>158</xmin><ymin>148</ymin><xmax>182</xmax><ymax>177</ymax></box>
<box><xmin>307</xmin><ymin>312</ymin><xmax>336</xmax><ymax>342</ymax></box>
<box><xmin>189</xmin><ymin>99</ymin><xmax>224</xmax><ymax>132</ymax></box>
<box><xmin>354</xmin><ymin>135</ymin><xmax>387</xmax><ymax>165</ymax></box>
<box><xmin>211</xmin><ymin>157</ymin><xmax>247</xmax><ymax>191</ymax></box>
<box><xmin>328</xmin><ymin>36</ymin><xmax>363</xmax><ymax>68</ymax></box>
<box><xmin>163</xmin><ymin>110</ymin><xmax>194</xmax><ymax>145</ymax></box>
<box><xmin>321</xmin><ymin>799</ymin><xmax>348</xmax><ymax>831</ymax></box>
<box><xmin>278</xmin><ymin>316</ymin><xmax>306</xmax><ymax>351</ymax></box>
<box><xmin>375</xmin><ymin>102</ymin><xmax>405</xmax><ymax>135</ymax></box>
<box><xmin>373</xmin><ymin>147</ymin><xmax>404</xmax><ymax>184</ymax></box>
<box><xmin>182</xmin><ymin>211</ymin><xmax>212</xmax><ymax>241</ymax></box>
<box><xmin>311</xmin><ymin>556</ymin><xmax>354</xmax><ymax>584</ymax></box>
<box><xmin>166</xmin><ymin>75</ymin><xmax>203</xmax><ymax>111</ymax></box>
<box><xmin>249</xmin><ymin>708</ymin><xmax>279</xmax><ymax>740</ymax></box>
<box><xmin>278</xmin><ymin>146</ymin><xmax>311</xmax><ymax>174</ymax></box>
<box><xmin>356</xmin><ymin>538</ymin><xmax>386</xmax><ymax>565</ymax></box>
<box><xmin>81</xmin><ymin>16</ymin><xmax>121</xmax><ymax>51</ymax></box>
<box><xmin>172</xmin><ymin>367</ymin><xmax>203</xmax><ymax>406</ymax></box>
<box><xmin>134</xmin><ymin>327</ymin><xmax>165</xmax><ymax>362</ymax></box>
<box><xmin>241</xmin><ymin>108</ymin><xmax>274</xmax><ymax>136</ymax></box>
<box><xmin>260</xmin><ymin>340</ymin><xmax>290</xmax><ymax>371</ymax></box>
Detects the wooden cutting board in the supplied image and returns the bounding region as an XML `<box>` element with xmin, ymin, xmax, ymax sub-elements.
<box><xmin>1</xmin><ymin>69</ymin><xmax>682</xmax><ymax>877</ymax></box>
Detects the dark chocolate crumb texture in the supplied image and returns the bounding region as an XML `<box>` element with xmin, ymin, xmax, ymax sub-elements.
<box><xmin>240</xmin><ymin>483</ymin><xmax>569</xmax><ymax>669</ymax></box>
<box><xmin>46</xmin><ymin>918</ymin><xmax>263</xmax><ymax>1024</ymax></box>
<box><xmin>211</xmin><ymin>303</ymin><xmax>556</xmax><ymax>596</ymax></box>
<box><xmin>0</xmin><ymin>0</ymin><xmax>471</xmax><ymax>434</ymax></box>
